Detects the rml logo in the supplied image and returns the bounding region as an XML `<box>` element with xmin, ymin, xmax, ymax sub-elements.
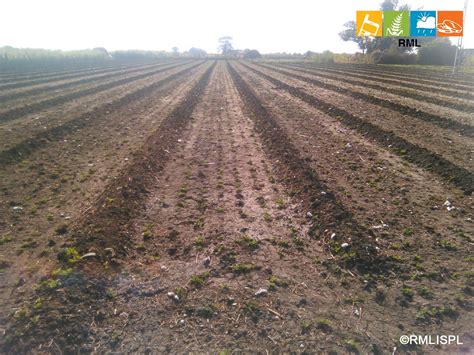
<box><xmin>398</xmin><ymin>38</ymin><xmax>421</xmax><ymax>47</ymax></box>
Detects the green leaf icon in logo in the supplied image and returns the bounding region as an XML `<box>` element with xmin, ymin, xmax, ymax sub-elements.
<box><xmin>388</xmin><ymin>13</ymin><xmax>404</xmax><ymax>35</ymax></box>
<box><xmin>384</xmin><ymin>11</ymin><xmax>409</xmax><ymax>36</ymax></box>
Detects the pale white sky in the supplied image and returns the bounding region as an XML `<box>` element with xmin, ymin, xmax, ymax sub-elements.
<box><xmin>0</xmin><ymin>0</ymin><xmax>471</xmax><ymax>53</ymax></box>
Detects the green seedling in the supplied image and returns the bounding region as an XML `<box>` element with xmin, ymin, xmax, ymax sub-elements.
<box><xmin>301</xmin><ymin>320</ymin><xmax>311</xmax><ymax>333</ymax></box>
<box><xmin>439</xmin><ymin>240</ymin><xmax>458</xmax><ymax>251</ymax></box>
<box><xmin>194</xmin><ymin>236</ymin><xmax>205</xmax><ymax>247</ymax></box>
<box><xmin>178</xmin><ymin>186</ymin><xmax>188</xmax><ymax>198</ymax></box>
<box><xmin>416</xmin><ymin>305</ymin><xmax>458</xmax><ymax>323</ymax></box>
<box><xmin>142</xmin><ymin>228</ymin><xmax>152</xmax><ymax>240</ymax></box>
<box><xmin>106</xmin><ymin>288</ymin><xmax>118</xmax><ymax>299</ymax></box>
<box><xmin>58</xmin><ymin>247</ymin><xmax>81</xmax><ymax>264</ymax></box>
<box><xmin>263</xmin><ymin>212</ymin><xmax>273</xmax><ymax>222</ymax></box>
<box><xmin>14</xmin><ymin>308</ymin><xmax>28</xmax><ymax>320</ymax></box>
<box><xmin>191</xmin><ymin>272</ymin><xmax>209</xmax><ymax>287</ymax></box>
<box><xmin>175</xmin><ymin>287</ymin><xmax>184</xmax><ymax>298</ymax></box>
<box><xmin>193</xmin><ymin>218</ymin><xmax>204</xmax><ymax>230</ymax></box>
<box><xmin>51</xmin><ymin>267</ymin><xmax>73</xmax><ymax>277</ymax></box>
<box><xmin>33</xmin><ymin>297</ymin><xmax>44</xmax><ymax>310</ymax></box>
<box><xmin>237</xmin><ymin>235</ymin><xmax>259</xmax><ymax>250</ymax></box>
<box><xmin>219</xmin><ymin>283</ymin><xmax>230</xmax><ymax>292</ymax></box>
<box><xmin>38</xmin><ymin>279</ymin><xmax>59</xmax><ymax>290</ymax></box>
<box><xmin>232</xmin><ymin>263</ymin><xmax>260</xmax><ymax>274</ymax></box>
<box><xmin>417</xmin><ymin>286</ymin><xmax>433</xmax><ymax>299</ymax></box>
<box><xmin>276</xmin><ymin>197</ymin><xmax>285</xmax><ymax>209</ymax></box>
<box><xmin>0</xmin><ymin>235</ymin><xmax>13</xmax><ymax>245</ymax></box>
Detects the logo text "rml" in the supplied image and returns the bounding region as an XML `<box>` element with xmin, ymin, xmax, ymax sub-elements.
<box><xmin>399</xmin><ymin>39</ymin><xmax>421</xmax><ymax>47</ymax></box>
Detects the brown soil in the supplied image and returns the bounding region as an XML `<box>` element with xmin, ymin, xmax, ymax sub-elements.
<box><xmin>274</xmin><ymin>63</ymin><xmax>474</xmax><ymax>111</ymax></box>
<box><xmin>0</xmin><ymin>60</ymin><xmax>473</xmax><ymax>354</ymax></box>
<box><xmin>299</xmin><ymin>62</ymin><xmax>474</xmax><ymax>88</ymax></box>
<box><xmin>285</xmin><ymin>62</ymin><xmax>473</xmax><ymax>100</ymax></box>
<box><xmin>0</xmin><ymin>60</ymin><xmax>211</xmax><ymax>342</ymax></box>
<box><xmin>240</xmin><ymin>63</ymin><xmax>474</xmax><ymax>195</ymax></box>
<box><xmin>256</xmin><ymin>63</ymin><xmax>474</xmax><ymax>134</ymax></box>
<box><xmin>0</xmin><ymin>62</ymin><xmax>204</xmax><ymax>166</ymax></box>
<box><xmin>0</xmin><ymin>61</ymin><xmax>196</xmax><ymax>122</ymax></box>
<box><xmin>0</xmin><ymin>61</ymin><xmax>177</xmax><ymax>102</ymax></box>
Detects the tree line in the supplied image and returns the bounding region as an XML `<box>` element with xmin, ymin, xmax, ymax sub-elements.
<box><xmin>0</xmin><ymin>39</ymin><xmax>263</xmax><ymax>70</ymax></box>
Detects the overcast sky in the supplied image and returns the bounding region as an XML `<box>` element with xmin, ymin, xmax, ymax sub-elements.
<box><xmin>0</xmin><ymin>0</ymin><xmax>471</xmax><ymax>53</ymax></box>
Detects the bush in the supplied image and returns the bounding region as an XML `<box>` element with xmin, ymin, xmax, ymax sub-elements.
<box><xmin>464</xmin><ymin>54</ymin><xmax>474</xmax><ymax>66</ymax></box>
<box><xmin>307</xmin><ymin>50</ymin><xmax>335</xmax><ymax>64</ymax></box>
<box><xmin>0</xmin><ymin>46</ymin><xmax>111</xmax><ymax>70</ymax></box>
<box><xmin>110</xmin><ymin>50</ymin><xmax>172</xmax><ymax>60</ymax></box>
<box><xmin>371</xmin><ymin>50</ymin><xmax>416</xmax><ymax>64</ymax></box>
<box><xmin>332</xmin><ymin>53</ymin><xmax>374</xmax><ymax>64</ymax></box>
<box><xmin>243</xmin><ymin>49</ymin><xmax>261</xmax><ymax>59</ymax></box>
<box><xmin>417</xmin><ymin>39</ymin><xmax>456</xmax><ymax>65</ymax></box>
<box><xmin>187</xmin><ymin>47</ymin><xmax>207</xmax><ymax>58</ymax></box>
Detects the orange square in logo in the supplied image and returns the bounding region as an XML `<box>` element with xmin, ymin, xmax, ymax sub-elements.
<box><xmin>356</xmin><ymin>11</ymin><xmax>383</xmax><ymax>37</ymax></box>
<box><xmin>437</xmin><ymin>11</ymin><xmax>463</xmax><ymax>36</ymax></box>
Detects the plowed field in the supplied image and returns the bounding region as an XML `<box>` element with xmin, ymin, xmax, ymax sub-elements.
<box><xmin>1</xmin><ymin>60</ymin><xmax>473</xmax><ymax>353</ymax></box>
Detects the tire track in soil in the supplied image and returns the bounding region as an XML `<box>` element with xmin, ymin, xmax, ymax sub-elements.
<box><xmin>289</xmin><ymin>62</ymin><xmax>473</xmax><ymax>100</ymax></box>
<box><xmin>277</xmin><ymin>63</ymin><xmax>474</xmax><ymax>112</ymax></box>
<box><xmin>0</xmin><ymin>60</ymin><xmax>195</xmax><ymax>123</ymax></box>
<box><xmin>0</xmin><ymin>61</ymin><xmax>188</xmax><ymax>102</ymax></box>
<box><xmin>0</xmin><ymin>61</ymin><xmax>205</xmax><ymax>167</ymax></box>
<box><xmin>243</xmin><ymin>62</ymin><xmax>474</xmax><ymax>195</ymax></box>
<box><xmin>257</xmin><ymin>63</ymin><xmax>474</xmax><ymax>137</ymax></box>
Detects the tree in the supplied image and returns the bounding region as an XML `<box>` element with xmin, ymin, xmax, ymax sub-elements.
<box><xmin>243</xmin><ymin>49</ymin><xmax>261</xmax><ymax>59</ymax></box>
<box><xmin>380</xmin><ymin>0</ymin><xmax>398</xmax><ymax>11</ymax></box>
<box><xmin>218</xmin><ymin>36</ymin><xmax>234</xmax><ymax>56</ymax></box>
<box><xmin>172</xmin><ymin>47</ymin><xmax>179</xmax><ymax>56</ymax></box>
<box><xmin>303</xmin><ymin>50</ymin><xmax>335</xmax><ymax>63</ymax></box>
<box><xmin>93</xmin><ymin>47</ymin><xmax>109</xmax><ymax>56</ymax></box>
<box><xmin>417</xmin><ymin>39</ymin><xmax>456</xmax><ymax>65</ymax></box>
<box><xmin>188</xmin><ymin>47</ymin><xmax>207</xmax><ymax>58</ymax></box>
